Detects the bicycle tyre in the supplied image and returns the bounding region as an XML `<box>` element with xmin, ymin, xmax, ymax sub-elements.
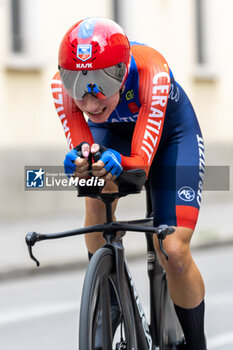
<box><xmin>79</xmin><ymin>247</ymin><xmax>139</xmax><ymax>350</ymax></box>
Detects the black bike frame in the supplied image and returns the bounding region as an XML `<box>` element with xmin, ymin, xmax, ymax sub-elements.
<box><xmin>145</xmin><ymin>181</ymin><xmax>166</xmax><ymax>347</ymax></box>
<box><xmin>25</xmin><ymin>187</ymin><xmax>176</xmax><ymax>349</ymax></box>
<box><xmin>101</xmin><ymin>227</ymin><xmax>167</xmax><ymax>349</ymax></box>
<box><xmin>26</xmin><ymin>216</ymin><xmax>163</xmax><ymax>269</ymax></box>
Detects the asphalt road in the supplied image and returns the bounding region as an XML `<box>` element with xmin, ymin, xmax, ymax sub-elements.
<box><xmin>1</xmin><ymin>244</ymin><xmax>233</xmax><ymax>350</ymax></box>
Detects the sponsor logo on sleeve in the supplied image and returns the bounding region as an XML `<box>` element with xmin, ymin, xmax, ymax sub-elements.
<box><xmin>141</xmin><ymin>71</ymin><xmax>170</xmax><ymax>164</ymax></box>
<box><xmin>178</xmin><ymin>186</ymin><xmax>196</xmax><ymax>202</ymax></box>
<box><xmin>196</xmin><ymin>134</ymin><xmax>205</xmax><ymax>206</ymax></box>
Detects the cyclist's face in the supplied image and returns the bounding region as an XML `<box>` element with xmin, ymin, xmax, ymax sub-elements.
<box><xmin>74</xmin><ymin>92</ymin><xmax>120</xmax><ymax>123</ymax></box>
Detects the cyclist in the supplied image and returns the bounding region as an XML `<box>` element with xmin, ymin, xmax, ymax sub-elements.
<box><xmin>51</xmin><ymin>17</ymin><xmax>207</xmax><ymax>349</ymax></box>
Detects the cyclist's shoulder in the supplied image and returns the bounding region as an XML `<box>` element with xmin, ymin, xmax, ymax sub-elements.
<box><xmin>51</xmin><ymin>71</ymin><xmax>61</xmax><ymax>84</ymax></box>
<box><xmin>130</xmin><ymin>41</ymin><xmax>170</xmax><ymax>74</ymax></box>
<box><xmin>126</xmin><ymin>41</ymin><xmax>172</xmax><ymax>107</ymax></box>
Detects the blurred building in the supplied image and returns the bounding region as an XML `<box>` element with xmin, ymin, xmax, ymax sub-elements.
<box><xmin>0</xmin><ymin>0</ymin><xmax>232</xmax><ymax>219</ymax></box>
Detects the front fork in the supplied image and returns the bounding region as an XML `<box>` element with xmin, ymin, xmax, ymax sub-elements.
<box><xmin>113</xmin><ymin>240</ymin><xmax>153</xmax><ymax>350</ymax></box>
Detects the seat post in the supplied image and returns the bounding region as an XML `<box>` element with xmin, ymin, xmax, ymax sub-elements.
<box><xmin>145</xmin><ymin>181</ymin><xmax>153</xmax><ymax>218</ymax></box>
<box><xmin>105</xmin><ymin>200</ymin><xmax>113</xmax><ymax>223</ymax></box>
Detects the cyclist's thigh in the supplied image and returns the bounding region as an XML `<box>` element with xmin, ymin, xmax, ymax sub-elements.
<box><xmin>148</xmin><ymin>102</ymin><xmax>205</xmax><ymax>231</ymax></box>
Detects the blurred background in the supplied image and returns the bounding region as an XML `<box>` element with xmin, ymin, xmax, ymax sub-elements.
<box><xmin>0</xmin><ymin>1</ymin><xmax>233</xmax><ymax>349</ymax></box>
<box><xmin>0</xmin><ymin>0</ymin><xmax>232</xmax><ymax>269</ymax></box>
<box><xmin>0</xmin><ymin>0</ymin><xmax>232</xmax><ymax>213</ymax></box>
<box><xmin>0</xmin><ymin>0</ymin><xmax>233</xmax><ymax>274</ymax></box>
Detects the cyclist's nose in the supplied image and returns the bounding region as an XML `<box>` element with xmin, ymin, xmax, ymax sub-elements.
<box><xmin>82</xmin><ymin>94</ymin><xmax>103</xmax><ymax>113</ymax></box>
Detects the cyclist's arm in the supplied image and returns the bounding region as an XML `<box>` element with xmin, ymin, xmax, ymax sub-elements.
<box><xmin>121</xmin><ymin>47</ymin><xmax>171</xmax><ymax>176</ymax></box>
<box><xmin>51</xmin><ymin>71</ymin><xmax>94</xmax><ymax>149</ymax></box>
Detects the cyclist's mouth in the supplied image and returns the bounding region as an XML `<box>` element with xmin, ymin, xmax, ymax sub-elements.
<box><xmin>87</xmin><ymin>107</ymin><xmax>107</xmax><ymax>117</ymax></box>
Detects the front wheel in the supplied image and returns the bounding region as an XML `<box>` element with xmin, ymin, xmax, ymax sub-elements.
<box><xmin>79</xmin><ymin>247</ymin><xmax>139</xmax><ymax>350</ymax></box>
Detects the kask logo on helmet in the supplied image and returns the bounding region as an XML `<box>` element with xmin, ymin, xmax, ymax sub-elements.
<box><xmin>76</xmin><ymin>63</ymin><xmax>93</xmax><ymax>69</ymax></box>
<box><xmin>77</xmin><ymin>44</ymin><xmax>92</xmax><ymax>62</ymax></box>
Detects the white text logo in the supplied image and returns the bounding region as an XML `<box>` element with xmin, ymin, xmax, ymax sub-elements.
<box><xmin>76</xmin><ymin>63</ymin><xmax>93</xmax><ymax>69</ymax></box>
<box><xmin>196</xmin><ymin>134</ymin><xmax>205</xmax><ymax>206</ymax></box>
<box><xmin>51</xmin><ymin>79</ymin><xmax>73</xmax><ymax>148</ymax></box>
<box><xmin>141</xmin><ymin>72</ymin><xmax>170</xmax><ymax>163</ymax></box>
<box><xmin>46</xmin><ymin>176</ymin><xmax>105</xmax><ymax>188</ymax></box>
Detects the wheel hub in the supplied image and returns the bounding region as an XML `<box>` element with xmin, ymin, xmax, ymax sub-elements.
<box><xmin>116</xmin><ymin>340</ymin><xmax>127</xmax><ymax>349</ymax></box>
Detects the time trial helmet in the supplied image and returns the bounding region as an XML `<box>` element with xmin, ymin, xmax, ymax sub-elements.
<box><xmin>58</xmin><ymin>17</ymin><xmax>131</xmax><ymax>100</ymax></box>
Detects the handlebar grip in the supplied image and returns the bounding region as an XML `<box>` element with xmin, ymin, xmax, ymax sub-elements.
<box><xmin>76</xmin><ymin>149</ymin><xmax>93</xmax><ymax>172</ymax></box>
<box><xmin>76</xmin><ymin>150</ymin><xmax>83</xmax><ymax>158</ymax></box>
<box><xmin>25</xmin><ymin>232</ymin><xmax>41</xmax><ymax>267</ymax></box>
<box><xmin>25</xmin><ymin>231</ymin><xmax>40</xmax><ymax>246</ymax></box>
<box><xmin>92</xmin><ymin>151</ymin><xmax>102</xmax><ymax>162</ymax></box>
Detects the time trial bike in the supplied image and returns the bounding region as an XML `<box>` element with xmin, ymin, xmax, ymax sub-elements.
<box><xmin>26</xmin><ymin>168</ymin><xmax>186</xmax><ymax>349</ymax></box>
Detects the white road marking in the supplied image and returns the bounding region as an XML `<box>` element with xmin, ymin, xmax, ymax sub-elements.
<box><xmin>208</xmin><ymin>331</ymin><xmax>233</xmax><ymax>348</ymax></box>
<box><xmin>0</xmin><ymin>302</ymin><xmax>79</xmax><ymax>326</ymax></box>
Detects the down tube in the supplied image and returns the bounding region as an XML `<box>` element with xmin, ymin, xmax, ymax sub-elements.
<box><xmin>124</xmin><ymin>261</ymin><xmax>153</xmax><ymax>350</ymax></box>
<box><xmin>146</xmin><ymin>231</ymin><xmax>165</xmax><ymax>347</ymax></box>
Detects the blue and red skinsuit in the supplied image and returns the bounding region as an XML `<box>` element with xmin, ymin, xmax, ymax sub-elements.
<box><xmin>51</xmin><ymin>42</ymin><xmax>205</xmax><ymax>230</ymax></box>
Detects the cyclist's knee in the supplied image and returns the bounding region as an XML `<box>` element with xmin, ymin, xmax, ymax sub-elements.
<box><xmin>85</xmin><ymin>197</ymin><xmax>106</xmax><ymax>223</ymax></box>
<box><xmin>154</xmin><ymin>227</ymin><xmax>194</xmax><ymax>275</ymax></box>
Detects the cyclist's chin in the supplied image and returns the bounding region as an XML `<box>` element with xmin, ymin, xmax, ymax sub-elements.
<box><xmin>87</xmin><ymin>111</ymin><xmax>110</xmax><ymax>123</ymax></box>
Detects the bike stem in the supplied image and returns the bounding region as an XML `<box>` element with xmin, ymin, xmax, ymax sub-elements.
<box><xmin>103</xmin><ymin>197</ymin><xmax>115</xmax><ymax>223</ymax></box>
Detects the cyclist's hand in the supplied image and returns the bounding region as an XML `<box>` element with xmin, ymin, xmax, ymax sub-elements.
<box><xmin>91</xmin><ymin>144</ymin><xmax>123</xmax><ymax>180</ymax></box>
<box><xmin>64</xmin><ymin>142</ymin><xmax>90</xmax><ymax>178</ymax></box>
